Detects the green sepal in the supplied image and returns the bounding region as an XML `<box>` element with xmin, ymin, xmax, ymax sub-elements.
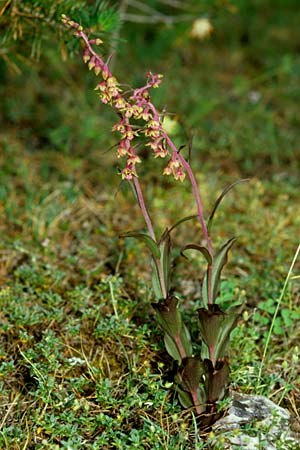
<box><xmin>198</xmin><ymin>304</ymin><xmax>243</xmax><ymax>362</ymax></box>
<box><xmin>202</xmin><ymin>237</ymin><xmax>236</xmax><ymax>306</ymax></box>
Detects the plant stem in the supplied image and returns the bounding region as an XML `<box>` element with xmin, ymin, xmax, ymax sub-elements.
<box><xmin>133</xmin><ymin>177</ymin><xmax>167</xmax><ymax>299</ymax></box>
<box><xmin>164</xmin><ymin>135</ymin><xmax>214</xmax><ymax>305</ymax></box>
<box><xmin>133</xmin><ymin>177</ymin><xmax>156</xmax><ymax>241</ymax></box>
<box><xmin>256</xmin><ymin>244</ymin><xmax>300</xmax><ymax>389</ymax></box>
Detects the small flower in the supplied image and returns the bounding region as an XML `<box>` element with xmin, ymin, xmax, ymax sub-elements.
<box><xmin>163</xmin><ymin>157</ymin><xmax>185</xmax><ymax>181</ymax></box>
<box><xmin>121</xmin><ymin>164</ymin><xmax>136</xmax><ymax>180</ymax></box>
<box><xmin>174</xmin><ymin>165</ymin><xmax>185</xmax><ymax>182</ymax></box>
<box><xmin>112</xmin><ymin>119</ymin><xmax>126</xmax><ymax>134</ymax></box>
<box><xmin>117</xmin><ymin>139</ymin><xmax>130</xmax><ymax>157</ymax></box>
<box><xmin>83</xmin><ymin>49</ymin><xmax>90</xmax><ymax>63</ymax></box>
<box><xmin>190</xmin><ymin>18</ymin><xmax>213</xmax><ymax>40</ymax></box>
<box><xmin>88</xmin><ymin>56</ymin><xmax>96</xmax><ymax>71</ymax></box>
<box><xmin>127</xmin><ymin>153</ymin><xmax>141</xmax><ymax>165</ymax></box>
<box><xmin>114</xmin><ymin>98</ymin><xmax>127</xmax><ymax>109</ymax></box>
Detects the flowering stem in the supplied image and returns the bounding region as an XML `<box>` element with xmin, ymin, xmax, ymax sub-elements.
<box><xmin>164</xmin><ymin>135</ymin><xmax>214</xmax><ymax>305</ymax></box>
<box><xmin>133</xmin><ymin>177</ymin><xmax>168</xmax><ymax>300</ymax></box>
<box><xmin>133</xmin><ymin>177</ymin><xmax>156</xmax><ymax>242</ymax></box>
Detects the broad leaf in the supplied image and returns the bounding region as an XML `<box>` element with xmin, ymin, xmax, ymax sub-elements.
<box><xmin>175</xmin><ymin>357</ymin><xmax>207</xmax><ymax>413</ymax></box>
<box><xmin>202</xmin><ymin>237</ymin><xmax>236</xmax><ymax>305</ymax></box>
<box><xmin>164</xmin><ymin>333</ymin><xmax>182</xmax><ymax>362</ymax></box>
<box><xmin>181</xmin><ymin>243</ymin><xmax>212</xmax><ymax>265</ymax></box>
<box><xmin>198</xmin><ymin>304</ymin><xmax>243</xmax><ymax>363</ymax></box>
<box><xmin>208</xmin><ymin>179</ymin><xmax>250</xmax><ymax>232</ymax></box>
<box><xmin>152</xmin><ymin>296</ymin><xmax>182</xmax><ymax>337</ymax></box>
<box><xmin>176</xmin><ymin>387</ymin><xmax>193</xmax><ymax>409</ymax></box>
<box><xmin>153</xmin><ymin>297</ymin><xmax>193</xmax><ymax>363</ymax></box>
<box><xmin>204</xmin><ymin>359</ymin><xmax>230</xmax><ymax>403</ymax></box>
<box><xmin>180</xmin><ymin>324</ymin><xmax>193</xmax><ymax>358</ymax></box>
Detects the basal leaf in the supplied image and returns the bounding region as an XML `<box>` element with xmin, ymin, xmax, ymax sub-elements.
<box><xmin>180</xmin><ymin>323</ymin><xmax>193</xmax><ymax>358</ymax></box>
<box><xmin>176</xmin><ymin>387</ymin><xmax>193</xmax><ymax>409</ymax></box>
<box><xmin>164</xmin><ymin>333</ymin><xmax>182</xmax><ymax>363</ymax></box>
<box><xmin>152</xmin><ymin>296</ymin><xmax>182</xmax><ymax>338</ymax></box>
<box><xmin>198</xmin><ymin>304</ymin><xmax>243</xmax><ymax>362</ymax></box>
<box><xmin>151</xmin><ymin>260</ymin><xmax>164</xmax><ymax>300</ymax></box>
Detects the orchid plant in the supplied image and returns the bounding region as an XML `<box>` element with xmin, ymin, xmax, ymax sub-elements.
<box><xmin>62</xmin><ymin>15</ymin><xmax>244</xmax><ymax>425</ymax></box>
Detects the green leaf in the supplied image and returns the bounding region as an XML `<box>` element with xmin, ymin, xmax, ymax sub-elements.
<box><xmin>152</xmin><ymin>297</ymin><xmax>193</xmax><ymax>363</ymax></box>
<box><xmin>180</xmin><ymin>324</ymin><xmax>193</xmax><ymax>358</ymax></box>
<box><xmin>151</xmin><ymin>261</ymin><xmax>164</xmax><ymax>300</ymax></box>
<box><xmin>158</xmin><ymin>229</ymin><xmax>172</xmax><ymax>296</ymax></box>
<box><xmin>204</xmin><ymin>359</ymin><xmax>230</xmax><ymax>403</ymax></box>
<box><xmin>168</xmin><ymin>215</ymin><xmax>198</xmax><ymax>234</ymax></box>
<box><xmin>121</xmin><ymin>231</ymin><xmax>161</xmax><ymax>259</ymax></box>
<box><xmin>202</xmin><ymin>237</ymin><xmax>236</xmax><ymax>305</ymax></box>
<box><xmin>198</xmin><ymin>304</ymin><xmax>243</xmax><ymax>362</ymax></box>
<box><xmin>164</xmin><ymin>333</ymin><xmax>182</xmax><ymax>362</ymax></box>
<box><xmin>208</xmin><ymin>179</ymin><xmax>250</xmax><ymax>232</ymax></box>
<box><xmin>181</xmin><ymin>244</ymin><xmax>212</xmax><ymax>265</ymax></box>
<box><xmin>175</xmin><ymin>357</ymin><xmax>207</xmax><ymax>413</ymax></box>
<box><xmin>152</xmin><ymin>297</ymin><xmax>182</xmax><ymax>338</ymax></box>
<box><xmin>176</xmin><ymin>387</ymin><xmax>193</xmax><ymax>409</ymax></box>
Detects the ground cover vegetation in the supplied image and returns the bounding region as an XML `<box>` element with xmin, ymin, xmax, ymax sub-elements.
<box><xmin>0</xmin><ymin>0</ymin><xmax>300</xmax><ymax>448</ymax></box>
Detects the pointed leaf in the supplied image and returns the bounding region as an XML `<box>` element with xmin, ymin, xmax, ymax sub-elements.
<box><xmin>151</xmin><ymin>260</ymin><xmax>164</xmax><ymax>300</ymax></box>
<box><xmin>164</xmin><ymin>333</ymin><xmax>182</xmax><ymax>362</ymax></box>
<box><xmin>152</xmin><ymin>296</ymin><xmax>182</xmax><ymax>338</ymax></box>
<box><xmin>176</xmin><ymin>387</ymin><xmax>193</xmax><ymax>409</ymax></box>
<box><xmin>158</xmin><ymin>229</ymin><xmax>172</xmax><ymax>296</ymax></box>
<box><xmin>180</xmin><ymin>324</ymin><xmax>193</xmax><ymax>358</ymax></box>
<box><xmin>181</xmin><ymin>244</ymin><xmax>212</xmax><ymax>265</ymax></box>
<box><xmin>213</xmin><ymin>304</ymin><xmax>243</xmax><ymax>361</ymax></box>
<box><xmin>198</xmin><ymin>304</ymin><xmax>243</xmax><ymax>362</ymax></box>
<box><xmin>204</xmin><ymin>359</ymin><xmax>230</xmax><ymax>403</ymax></box>
<box><xmin>208</xmin><ymin>179</ymin><xmax>250</xmax><ymax>232</ymax></box>
<box><xmin>121</xmin><ymin>231</ymin><xmax>161</xmax><ymax>259</ymax></box>
<box><xmin>168</xmin><ymin>215</ymin><xmax>198</xmax><ymax>234</ymax></box>
<box><xmin>202</xmin><ymin>237</ymin><xmax>236</xmax><ymax>304</ymax></box>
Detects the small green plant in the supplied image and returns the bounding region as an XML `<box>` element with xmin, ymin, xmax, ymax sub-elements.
<box><xmin>62</xmin><ymin>15</ymin><xmax>246</xmax><ymax>426</ymax></box>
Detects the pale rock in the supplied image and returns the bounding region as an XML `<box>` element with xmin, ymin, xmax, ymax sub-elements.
<box><xmin>213</xmin><ymin>392</ymin><xmax>300</xmax><ymax>449</ymax></box>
